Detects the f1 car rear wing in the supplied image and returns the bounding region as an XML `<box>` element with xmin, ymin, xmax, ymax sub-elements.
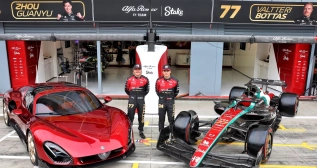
<box><xmin>246</xmin><ymin>78</ymin><xmax>287</xmax><ymax>87</ymax></box>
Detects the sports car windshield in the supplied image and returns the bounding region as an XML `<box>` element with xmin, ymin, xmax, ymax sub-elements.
<box><xmin>35</xmin><ymin>90</ymin><xmax>102</xmax><ymax>115</ymax></box>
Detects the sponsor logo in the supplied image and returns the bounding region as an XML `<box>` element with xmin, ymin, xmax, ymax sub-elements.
<box><xmin>282</xmin><ymin>49</ymin><xmax>292</xmax><ymax>53</ymax></box>
<box><xmin>300</xmin><ymin>54</ymin><xmax>306</xmax><ymax>58</ymax></box>
<box><xmin>164</xmin><ymin>6</ymin><xmax>183</xmax><ymax>16</ymax></box>
<box><xmin>191</xmin><ymin>156</ymin><xmax>201</xmax><ymax>163</ymax></box>
<box><xmin>208</xmin><ymin>133</ymin><xmax>216</xmax><ymax>138</ymax></box>
<box><xmin>299</xmin><ymin>50</ymin><xmax>308</xmax><ymax>54</ymax></box>
<box><xmin>28</xmin><ymin>46</ymin><xmax>34</xmax><ymax>50</ymax></box>
<box><xmin>196</xmin><ymin>148</ymin><xmax>206</xmax><ymax>154</ymax></box>
<box><xmin>215</xmin><ymin>118</ymin><xmax>229</xmax><ymax>125</ymax></box>
<box><xmin>122</xmin><ymin>5</ymin><xmax>158</xmax><ymax>13</ymax></box>
<box><xmin>202</xmin><ymin>140</ymin><xmax>210</xmax><ymax>146</ymax></box>
<box><xmin>15</xmin><ymin>34</ymin><xmax>34</xmax><ymax>40</ymax></box>
<box><xmin>272</xmin><ymin>37</ymin><xmax>293</xmax><ymax>42</ymax></box>
<box><xmin>283</xmin><ymin>55</ymin><xmax>289</xmax><ymax>61</ymax></box>
<box><xmin>14</xmin><ymin>51</ymin><xmax>20</xmax><ymax>55</ymax></box>
<box><xmin>146</xmin><ymin>71</ymin><xmax>153</xmax><ymax>74</ymax></box>
<box><xmin>11</xmin><ymin>47</ymin><xmax>21</xmax><ymax>51</ymax></box>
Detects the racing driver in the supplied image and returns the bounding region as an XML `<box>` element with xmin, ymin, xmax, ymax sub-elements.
<box><xmin>294</xmin><ymin>2</ymin><xmax>316</xmax><ymax>25</ymax></box>
<box><xmin>155</xmin><ymin>64</ymin><xmax>179</xmax><ymax>133</ymax></box>
<box><xmin>57</xmin><ymin>0</ymin><xmax>85</xmax><ymax>21</ymax></box>
<box><xmin>124</xmin><ymin>64</ymin><xmax>149</xmax><ymax>139</ymax></box>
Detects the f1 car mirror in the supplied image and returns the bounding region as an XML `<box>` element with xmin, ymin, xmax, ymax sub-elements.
<box><xmin>12</xmin><ymin>109</ymin><xmax>23</xmax><ymax>115</ymax></box>
<box><xmin>104</xmin><ymin>96</ymin><xmax>112</xmax><ymax>104</ymax></box>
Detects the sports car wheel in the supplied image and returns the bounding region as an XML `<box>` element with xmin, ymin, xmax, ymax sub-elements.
<box><xmin>3</xmin><ymin>101</ymin><xmax>10</xmax><ymax>127</ymax></box>
<box><xmin>173</xmin><ymin>110</ymin><xmax>199</xmax><ymax>145</ymax></box>
<box><xmin>28</xmin><ymin>132</ymin><xmax>39</xmax><ymax>166</ymax></box>
<box><xmin>278</xmin><ymin>93</ymin><xmax>299</xmax><ymax>117</ymax></box>
<box><xmin>246</xmin><ymin>125</ymin><xmax>273</xmax><ymax>163</ymax></box>
<box><xmin>229</xmin><ymin>86</ymin><xmax>246</xmax><ymax>102</ymax></box>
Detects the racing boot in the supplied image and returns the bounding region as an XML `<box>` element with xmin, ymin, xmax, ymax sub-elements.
<box><xmin>169</xmin><ymin>124</ymin><xmax>175</xmax><ymax>141</ymax></box>
<box><xmin>139</xmin><ymin>131</ymin><xmax>146</xmax><ymax>139</ymax></box>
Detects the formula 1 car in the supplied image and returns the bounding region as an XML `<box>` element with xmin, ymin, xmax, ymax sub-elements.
<box><xmin>157</xmin><ymin>78</ymin><xmax>299</xmax><ymax>168</ymax></box>
<box><xmin>3</xmin><ymin>82</ymin><xmax>135</xmax><ymax>168</ymax></box>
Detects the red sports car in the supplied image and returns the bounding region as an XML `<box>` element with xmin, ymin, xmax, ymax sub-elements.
<box><xmin>2</xmin><ymin>82</ymin><xmax>135</xmax><ymax>167</ymax></box>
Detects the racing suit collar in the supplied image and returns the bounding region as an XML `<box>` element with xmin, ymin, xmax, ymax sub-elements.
<box><xmin>66</xmin><ymin>12</ymin><xmax>73</xmax><ymax>16</ymax></box>
<box><xmin>134</xmin><ymin>75</ymin><xmax>141</xmax><ymax>79</ymax></box>
<box><xmin>164</xmin><ymin>77</ymin><xmax>171</xmax><ymax>81</ymax></box>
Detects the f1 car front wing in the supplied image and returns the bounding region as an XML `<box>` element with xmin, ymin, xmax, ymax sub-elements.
<box><xmin>157</xmin><ymin>126</ymin><xmax>262</xmax><ymax>168</ymax></box>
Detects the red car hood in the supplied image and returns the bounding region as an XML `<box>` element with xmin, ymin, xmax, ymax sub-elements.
<box><xmin>34</xmin><ymin>107</ymin><xmax>130</xmax><ymax>157</ymax></box>
<box><xmin>42</xmin><ymin>108</ymin><xmax>113</xmax><ymax>144</ymax></box>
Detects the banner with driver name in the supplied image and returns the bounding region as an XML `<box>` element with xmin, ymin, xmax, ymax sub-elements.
<box><xmin>0</xmin><ymin>0</ymin><xmax>93</xmax><ymax>21</ymax></box>
<box><xmin>213</xmin><ymin>1</ymin><xmax>317</xmax><ymax>25</ymax></box>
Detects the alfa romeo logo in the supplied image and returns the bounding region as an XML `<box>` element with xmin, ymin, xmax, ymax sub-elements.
<box><xmin>101</xmin><ymin>146</ymin><xmax>105</xmax><ymax>150</ymax></box>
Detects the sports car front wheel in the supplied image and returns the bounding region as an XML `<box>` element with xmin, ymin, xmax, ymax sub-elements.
<box><xmin>28</xmin><ymin>132</ymin><xmax>39</xmax><ymax>166</ymax></box>
<box><xmin>3</xmin><ymin>102</ymin><xmax>10</xmax><ymax>127</ymax></box>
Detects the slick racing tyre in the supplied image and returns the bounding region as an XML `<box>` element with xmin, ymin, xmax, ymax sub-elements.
<box><xmin>246</xmin><ymin>125</ymin><xmax>273</xmax><ymax>163</ymax></box>
<box><xmin>28</xmin><ymin>132</ymin><xmax>39</xmax><ymax>166</ymax></box>
<box><xmin>3</xmin><ymin>101</ymin><xmax>10</xmax><ymax>127</ymax></box>
<box><xmin>173</xmin><ymin>110</ymin><xmax>199</xmax><ymax>145</ymax></box>
<box><xmin>229</xmin><ymin>86</ymin><xmax>246</xmax><ymax>102</ymax></box>
<box><xmin>278</xmin><ymin>93</ymin><xmax>299</xmax><ymax>117</ymax></box>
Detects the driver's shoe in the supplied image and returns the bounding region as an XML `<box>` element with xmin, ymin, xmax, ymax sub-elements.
<box><xmin>139</xmin><ymin>132</ymin><xmax>146</xmax><ymax>139</ymax></box>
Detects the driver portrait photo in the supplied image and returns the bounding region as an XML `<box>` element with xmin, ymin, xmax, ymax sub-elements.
<box><xmin>294</xmin><ymin>2</ymin><xmax>316</xmax><ymax>25</ymax></box>
<box><xmin>57</xmin><ymin>0</ymin><xmax>85</xmax><ymax>21</ymax></box>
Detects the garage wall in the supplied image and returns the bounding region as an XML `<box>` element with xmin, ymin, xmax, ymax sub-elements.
<box><xmin>190</xmin><ymin>23</ymin><xmax>224</xmax><ymax>96</ymax></box>
<box><xmin>0</xmin><ymin>23</ymin><xmax>11</xmax><ymax>93</ymax></box>
<box><xmin>232</xmin><ymin>43</ymin><xmax>257</xmax><ymax>78</ymax></box>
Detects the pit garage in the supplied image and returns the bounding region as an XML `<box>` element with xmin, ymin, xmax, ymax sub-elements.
<box><xmin>1</xmin><ymin>97</ymin><xmax>317</xmax><ymax>168</ymax></box>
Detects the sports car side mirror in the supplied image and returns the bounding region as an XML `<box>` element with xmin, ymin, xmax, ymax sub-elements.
<box><xmin>104</xmin><ymin>96</ymin><xmax>112</xmax><ymax>104</ymax></box>
<box><xmin>12</xmin><ymin>109</ymin><xmax>23</xmax><ymax>115</ymax></box>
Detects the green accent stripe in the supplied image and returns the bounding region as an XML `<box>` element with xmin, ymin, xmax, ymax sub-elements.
<box><xmin>196</xmin><ymin>101</ymin><xmax>256</xmax><ymax>167</ymax></box>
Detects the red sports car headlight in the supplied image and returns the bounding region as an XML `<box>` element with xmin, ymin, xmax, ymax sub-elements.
<box><xmin>43</xmin><ymin>142</ymin><xmax>72</xmax><ymax>165</ymax></box>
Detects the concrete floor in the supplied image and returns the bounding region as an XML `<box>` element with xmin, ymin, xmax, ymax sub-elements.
<box><xmin>1</xmin><ymin>99</ymin><xmax>317</xmax><ymax>168</ymax></box>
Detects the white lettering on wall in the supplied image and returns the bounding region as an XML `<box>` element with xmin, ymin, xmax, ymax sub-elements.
<box><xmin>122</xmin><ymin>5</ymin><xmax>158</xmax><ymax>13</ymax></box>
<box><xmin>164</xmin><ymin>6</ymin><xmax>183</xmax><ymax>16</ymax></box>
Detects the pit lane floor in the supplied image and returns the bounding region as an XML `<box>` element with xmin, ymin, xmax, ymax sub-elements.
<box><xmin>1</xmin><ymin>99</ymin><xmax>317</xmax><ymax>168</ymax></box>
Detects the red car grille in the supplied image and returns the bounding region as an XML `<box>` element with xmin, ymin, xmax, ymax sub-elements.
<box><xmin>79</xmin><ymin>147</ymin><xmax>123</xmax><ymax>164</ymax></box>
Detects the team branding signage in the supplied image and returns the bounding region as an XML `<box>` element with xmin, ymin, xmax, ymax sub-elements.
<box><xmin>213</xmin><ymin>1</ymin><xmax>317</xmax><ymax>25</ymax></box>
<box><xmin>93</xmin><ymin>0</ymin><xmax>212</xmax><ymax>22</ymax></box>
<box><xmin>0</xmin><ymin>0</ymin><xmax>93</xmax><ymax>21</ymax></box>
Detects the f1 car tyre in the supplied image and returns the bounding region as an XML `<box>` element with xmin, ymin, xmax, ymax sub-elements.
<box><xmin>3</xmin><ymin>101</ymin><xmax>10</xmax><ymax>127</ymax></box>
<box><xmin>278</xmin><ymin>93</ymin><xmax>299</xmax><ymax>117</ymax></box>
<box><xmin>246</xmin><ymin>125</ymin><xmax>273</xmax><ymax>163</ymax></box>
<box><xmin>28</xmin><ymin>132</ymin><xmax>39</xmax><ymax>166</ymax></box>
<box><xmin>173</xmin><ymin>110</ymin><xmax>199</xmax><ymax>145</ymax></box>
<box><xmin>229</xmin><ymin>86</ymin><xmax>246</xmax><ymax>102</ymax></box>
